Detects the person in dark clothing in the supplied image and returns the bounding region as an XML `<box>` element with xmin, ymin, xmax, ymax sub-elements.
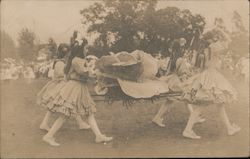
<box><xmin>168</xmin><ymin>38</ymin><xmax>187</xmax><ymax>73</ymax></box>
<box><xmin>48</xmin><ymin>38</ymin><xmax>57</xmax><ymax>59</ymax></box>
<box><xmin>70</xmin><ymin>30</ymin><xmax>80</xmax><ymax>50</ymax></box>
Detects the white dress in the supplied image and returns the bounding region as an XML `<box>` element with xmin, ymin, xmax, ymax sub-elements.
<box><xmin>182</xmin><ymin>51</ymin><xmax>237</xmax><ymax>105</ymax></box>
<box><xmin>37</xmin><ymin>60</ymin><xmax>67</xmax><ymax>109</ymax></box>
<box><xmin>50</xmin><ymin>57</ymin><xmax>96</xmax><ymax>117</ymax></box>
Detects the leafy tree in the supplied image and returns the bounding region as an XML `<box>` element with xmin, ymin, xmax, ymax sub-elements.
<box><xmin>17</xmin><ymin>28</ymin><xmax>37</xmax><ymax>61</ymax></box>
<box><xmin>0</xmin><ymin>31</ymin><xmax>17</xmax><ymax>59</ymax></box>
<box><xmin>143</xmin><ymin>7</ymin><xmax>205</xmax><ymax>54</ymax></box>
<box><xmin>80</xmin><ymin>0</ymin><xmax>206</xmax><ymax>57</ymax></box>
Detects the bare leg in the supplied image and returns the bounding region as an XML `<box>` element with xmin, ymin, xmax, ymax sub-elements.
<box><xmin>187</xmin><ymin>104</ymin><xmax>205</xmax><ymax>123</ymax></box>
<box><xmin>88</xmin><ymin>114</ymin><xmax>113</xmax><ymax>143</ymax></box>
<box><xmin>217</xmin><ymin>104</ymin><xmax>241</xmax><ymax>135</ymax></box>
<box><xmin>183</xmin><ymin>105</ymin><xmax>202</xmax><ymax>139</ymax></box>
<box><xmin>75</xmin><ymin>115</ymin><xmax>90</xmax><ymax>130</ymax></box>
<box><xmin>152</xmin><ymin>99</ymin><xmax>172</xmax><ymax>127</ymax></box>
<box><xmin>187</xmin><ymin>104</ymin><xmax>194</xmax><ymax>112</ymax></box>
<box><xmin>43</xmin><ymin>115</ymin><xmax>67</xmax><ymax>146</ymax></box>
<box><xmin>40</xmin><ymin>111</ymin><xmax>52</xmax><ymax>131</ymax></box>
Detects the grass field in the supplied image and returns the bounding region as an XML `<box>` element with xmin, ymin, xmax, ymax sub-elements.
<box><xmin>1</xmin><ymin>73</ymin><xmax>249</xmax><ymax>158</ymax></box>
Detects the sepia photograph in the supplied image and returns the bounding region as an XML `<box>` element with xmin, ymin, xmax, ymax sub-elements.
<box><xmin>0</xmin><ymin>0</ymin><xmax>249</xmax><ymax>158</ymax></box>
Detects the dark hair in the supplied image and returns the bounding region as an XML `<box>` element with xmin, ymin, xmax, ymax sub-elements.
<box><xmin>195</xmin><ymin>53</ymin><xmax>206</xmax><ymax>69</ymax></box>
<box><xmin>64</xmin><ymin>40</ymin><xmax>87</xmax><ymax>74</ymax></box>
<box><xmin>81</xmin><ymin>38</ymin><xmax>88</xmax><ymax>46</ymax></box>
<box><xmin>52</xmin><ymin>44</ymin><xmax>69</xmax><ymax>69</ymax></box>
<box><xmin>169</xmin><ymin>40</ymin><xmax>184</xmax><ymax>72</ymax></box>
<box><xmin>195</xmin><ymin>39</ymin><xmax>212</xmax><ymax>69</ymax></box>
<box><xmin>57</xmin><ymin>43</ymin><xmax>69</xmax><ymax>59</ymax></box>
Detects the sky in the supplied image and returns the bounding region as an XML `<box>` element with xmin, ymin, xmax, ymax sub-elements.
<box><xmin>1</xmin><ymin>0</ymin><xmax>249</xmax><ymax>45</ymax></box>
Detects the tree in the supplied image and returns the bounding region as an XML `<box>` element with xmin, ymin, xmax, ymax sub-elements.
<box><xmin>229</xmin><ymin>11</ymin><xmax>248</xmax><ymax>59</ymax></box>
<box><xmin>80</xmin><ymin>0</ymin><xmax>206</xmax><ymax>57</ymax></box>
<box><xmin>141</xmin><ymin>7</ymin><xmax>206</xmax><ymax>54</ymax></box>
<box><xmin>17</xmin><ymin>28</ymin><xmax>37</xmax><ymax>61</ymax></box>
<box><xmin>0</xmin><ymin>31</ymin><xmax>17</xmax><ymax>59</ymax></box>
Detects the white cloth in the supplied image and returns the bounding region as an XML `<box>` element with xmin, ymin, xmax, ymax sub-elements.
<box><xmin>117</xmin><ymin>78</ymin><xmax>169</xmax><ymax>98</ymax></box>
<box><xmin>130</xmin><ymin>50</ymin><xmax>159</xmax><ymax>79</ymax></box>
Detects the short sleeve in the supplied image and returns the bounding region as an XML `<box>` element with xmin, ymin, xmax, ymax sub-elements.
<box><xmin>72</xmin><ymin>57</ymin><xmax>88</xmax><ymax>75</ymax></box>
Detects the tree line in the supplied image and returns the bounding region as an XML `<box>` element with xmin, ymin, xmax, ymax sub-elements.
<box><xmin>1</xmin><ymin>0</ymin><xmax>248</xmax><ymax>62</ymax></box>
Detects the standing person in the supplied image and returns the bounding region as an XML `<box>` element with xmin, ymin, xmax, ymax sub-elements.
<box><xmin>168</xmin><ymin>38</ymin><xmax>187</xmax><ymax>74</ymax></box>
<box><xmin>37</xmin><ymin>44</ymin><xmax>90</xmax><ymax>132</ymax></box>
<box><xmin>48</xmin><ymin>38</ymin><xmax>57</xmax><ymax>59</ymax></box>
<box><xmin>42</xmin><ymin>40</ymin><xmax>113</xmax><ymax>146</ymax></box>
<box><xmin>181</xmin><ymin>38</ymin><xmax>241</xmax><ymax>139</ymax></box>
<box><xmin>152</xmin><ymin>38</ymin><xmax>205</xmax><ymax>127</ymax></box>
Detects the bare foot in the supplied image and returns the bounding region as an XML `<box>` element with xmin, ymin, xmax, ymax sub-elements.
<box><xmin>95</xmin><ymin>135</ymin><xmax>113</xmax><ymax>143</ymax></box>
<box><xmin>228</xmin><ymin>123</ymin><xmax>241</xmax><ymax>136</ymax></box>
<box><xmin>152</xmin><ymin>118</ymin><xmax>165</xmax><ymax>127</ymax></box>
<box><xmin>40</xmin><ymin>124</ymin><xmax>50</xmax><ymax>131</ymax></box>
<box><xmin>43</xmin><ymin>135</ymin><xmax>60</xmax><ymax>146</ymax></box>
<box><xmin>182</xmin><ymin>130</ymin><xmax>201</xmax><ymax>139</ymax></box>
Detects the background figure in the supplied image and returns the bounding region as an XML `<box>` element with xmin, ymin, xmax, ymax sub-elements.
<box><xmin>168</xmin><ymin>38</ymin><xmax>187</xmax><ymax>74</ymax></box>
<box><xmin>48</xmin><ymin>38</ymin><xmax>57</xmax><ymax>59</ymax></box>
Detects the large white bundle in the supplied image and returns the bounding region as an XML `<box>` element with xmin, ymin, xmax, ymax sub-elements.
<box><xmin>130</xmin><ymin>50</ymin><xmax>158</xmax><ymax>79</ymax></box>
<box><xmin>96</xmin><ymin>52</ymin><xmax>143</xmax><ymax>81</ymax></box>
<box><xmin>95</xmin><ymin>50</ymin><xmax>172</xmax><ymax>98</ymax></box>
<box><xmin>113</xmin><ymin>50</ymin><xmax>171</xmax><ymax>99</ymax></box>
<box><xmin>117</xmin><ymin>78</ymin><xmax>169</xmax><ymax>98</ymax></box>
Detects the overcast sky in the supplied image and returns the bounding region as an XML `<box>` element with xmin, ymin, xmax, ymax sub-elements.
<box><xmin>1</xmin><ymin>0</ymin><xmax>249</xmax><ymax>45</ymax></box>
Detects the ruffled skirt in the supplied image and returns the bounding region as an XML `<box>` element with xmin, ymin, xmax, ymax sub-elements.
<box><xmin>49</xmin><ymin>80</ymin><xmax>96</xmax><ymax>117</ymax></box>
<box><xmin>181</xmin><ymin>68</ymin><xmax>237</xmax><ymax>105</ymax></box>
<box><xmin>37</xmin><ymin>79</ymin><xmax>66</xmax><ymax>108</ymax></box>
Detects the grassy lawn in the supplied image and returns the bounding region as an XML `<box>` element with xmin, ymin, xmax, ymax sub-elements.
<box><xmin>0</xmin><ymin>74</ymin><xmax>249</xmax><ymax>158</ymax></box>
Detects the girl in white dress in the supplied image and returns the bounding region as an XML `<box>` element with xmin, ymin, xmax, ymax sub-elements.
<box><xmin>152</xmin><ymin>50</ymin><xmax>205</xmax><ymax>127</ymax></box>
<box><xmin>181</xmin><ymin>39</ymin><xmax>241</xmax><ymax>139</ymax></box>
<box><xmin>42</xmin><ymin>41</ymin><xmax>113</xmax><ymax>146</ymax></box>
<box><xmin>37</xmin><ymin>45</ymin><xmax>90</xmax><ymax>132</ymax></box>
